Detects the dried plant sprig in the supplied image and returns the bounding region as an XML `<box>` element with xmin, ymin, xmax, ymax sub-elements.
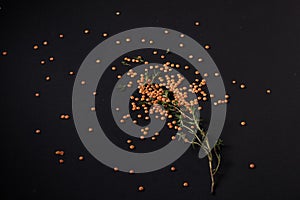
<box><xmin>118</xmin><ymin>56</ymin><xmax>226</xmax><ymax>193</ymax></box>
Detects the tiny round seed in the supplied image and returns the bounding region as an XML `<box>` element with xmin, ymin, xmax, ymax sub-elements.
<box><xmin>127</xmin><ymin>139</ymin><xmax>132</xmax><ymax>144</ymax></box>
<box><xmin>78</xmin><ymin>156</ymin><xmax>84</xmax><ymax>161</ymax></box>
<box><xmin>138</xmin><ymin>186</ymin><xmax>144</xmax><ymax>191</ymax></box>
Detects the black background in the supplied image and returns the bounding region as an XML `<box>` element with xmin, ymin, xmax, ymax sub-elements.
<box><xmin>1</xmin><ymin>0</ymin><xmax>300</xmax><ymax>199</ymax></box>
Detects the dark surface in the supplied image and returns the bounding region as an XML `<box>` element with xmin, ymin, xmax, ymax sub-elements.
<box><xmin>1</xmin><ymin>0</ymin><xmax>300</xmax><ymax>199</ymax></box>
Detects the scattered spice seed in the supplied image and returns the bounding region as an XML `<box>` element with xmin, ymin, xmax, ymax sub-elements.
<box><xmin>64</xmin><ymin>115</ymin><xmax>70</xmax><ymax>120</ymax></box>
<box><xmin>241</xmin><ymin>121</ymin><xmax>246</xmax><ymax>126</ymax></box>
<box><xmin>232</xmin><ymin>80</ymin><xmax>237</xmax><ymax>84</ymax></box>
<box><xmin>40</xmin><ymin>60</ymin><xmax>45</xmax><ymax>65</ymax></box>
<box><xmin>183</xmin><ymin>182</ymin><xmax>189</xmax><ymax>187</ymax></box>
<box><xmin>55</xmin><ymin>150</ymin><xmax>64</xmax><ymax>156</ymax></box>
<box><xmin>204</xmin><ymin>45</ymin><xmax>210</xmax><ymax>49</ymax></box>
<box><xmin>43</xmin><ymin>41</ymin><xmax>48</xmax><ymax>46</ymax></box>
<box><xmin>2</xmin><ymin>51</ymin><xmax>7</xmax><ymax>56</ymax></box>
<box><xmin>195</xmin><ymin>21</ymin><xmax>200</xmax><ymax>26</ymax></box>
<box><xmin>129</xmin><ymin>145</ymin><xmax>135</xmax><ymax>150</ymax></box>
<box><xmin>114</xmin><ymin>167</ymin><xmax>119</xmax><ymax>172</ymax></box>
<box><xmin>35</xmin><ymin>92</ymin><xmax>40</xmax><ymax>97</ymax></box>
<box><xmin>127</xmin><ymin>139</ymin><xmax>132</xmax><ymax>144</ymax></box>
<box><xmin>45</xmin><ymin>76</ymin><xmax>51</xmax><ymax>81</ymax></box>
<box><xmin>35</xmin><ymin>129</ymin><xmax>41</xmax><ymax>134</ymax></box>
<box><xmin>59</xmin><ymin>159</ymin><xmax>64</xmax><ymax>164</ymax></box>
<box><xmin>151</xmin><ymin>137</ymin><xmax>156</xmax><ymax>141</ymax></box>
<box><xmin>69</xmin><ymin>71</ymin><xmax>74</xmax><ymax>75</ymax></box>
<box><xmin>84</xmin><ymin>29</ymin><xmax>90</xmax><ymax>34</ymax></box>
<box><xmin>78</xmin><ymin>156</ymin><xmax>84</xmax><ymax>161</ymax></box>
<box><xmin>266</xmin><ymin>89</ymin><xmax>271</xmax><ymax>94</ymax></box>
<box><xmin>102</xmin><ymin>33</ymin><xmax>108</xmax><ymax>37</ymax></box>
<box><xmin>129</xmin><ymin>169</ymin><xmax>135</xmax><ymax>174</ymax></box>
<box><xmin>115</xmin><ymin>11</ymin><xmax>120</xmax><ymax>16</ymax></box>
<box><xmin>240</xmin><ymin>84</ymin><xmax>246</xmax><ymax>89</ymax></box>
<box><xmin>59</xmin><ymin>34</ymin><xmax>64</xmax><ymax>38</ymax></box>
<box><xmin>33</xmin><ymin>45</ymin><xmax>38</xmax><ymax>50</ymax></box>
<box><xmin>111</xmin><ymin>66</ymin><xmax>116</xmax><ymax>71</ymax></box>
<box><xmin>60</xmin><ymin>114</ymin><xmax>65</xmax><ymax>119</ymax></box>
<box><xmin>88</xmin><ymin>128</ymin><xmax>93</xmax><ymax>132</ymax></box>
<box><xmin>171</xmin><ymin>166</ymin><xmax>176</xmax><ymax>171</ymax></box>
<box><xmin>249</xmin><ymin>163</ymin><xmax>255</xmax><ymax>169</ymax></box>
<box><xmin>81</xmin><ymin>80</ymin><xmax>86</xmax><ymax>85</ymax></box>
<box><xmin>138</xmin><ymin>186</ymin><xmax>144</xmax><ymax>191</ymax></box>
<box><xmin>171</xmin><ymin>136</ymin><xmax>176</xmax><ymax>140</ymax></box>
<box><xmin>93</xmin><ymin>91</ymin><xmax>97</xmax><ymax>96</ymax></box>
<box><xmin>49</xmin><ymin>57</ymin><xmax>54</xmax><ymax>61</ymax></box>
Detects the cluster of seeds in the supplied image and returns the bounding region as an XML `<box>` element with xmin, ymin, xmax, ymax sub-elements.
<box><xmin>55</xmin><ymin>150</ymin><xmax>65</xmax><ymax>164</ymax></box>
<box><xmin>116</xmin><ymin>57</ymin><xmax>230</xmax><ymax>138</ymax></box>
<box><xmin>60</xmin><ymin>114</ymin><xmax>70</xmax><ymax>120</ymax></box>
